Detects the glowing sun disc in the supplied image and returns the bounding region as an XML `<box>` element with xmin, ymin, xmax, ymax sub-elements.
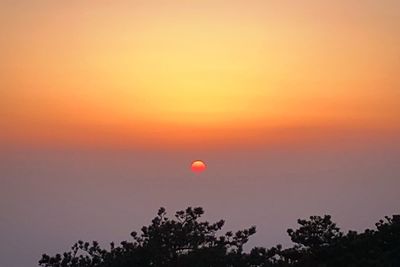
<box><xmin>191</xmin><ymin>160</ymin><xmax>206</xmax><ymax>173</ymax></box>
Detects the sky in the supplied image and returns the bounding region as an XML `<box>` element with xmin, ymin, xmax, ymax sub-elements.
<box><xmin>0</xmin><ymin>1</ymin><xmax>400</xmax><ymax>266</ymax></box>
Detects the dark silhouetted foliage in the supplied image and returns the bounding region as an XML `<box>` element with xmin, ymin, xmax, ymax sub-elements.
<box><xmin>39</xmin><ymin>208</ymin><xmax>400</xmax><ymax>267</ymax></box>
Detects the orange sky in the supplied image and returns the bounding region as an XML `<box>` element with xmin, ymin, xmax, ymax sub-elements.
<box><xmin>1</xmin><ymin>3</ymin><xmax>400</xmax><ymax>267</ymax></box>
<box><xmin>1</xmin><ymin>0</ymin><xmax>399</xmax><ymax>149</ymax></box>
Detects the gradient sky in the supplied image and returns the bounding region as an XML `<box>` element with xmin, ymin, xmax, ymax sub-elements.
<box><xmin>1</xmin><ymin>1</ymin><xmax>400</xmax><ymax>266</ymax></box>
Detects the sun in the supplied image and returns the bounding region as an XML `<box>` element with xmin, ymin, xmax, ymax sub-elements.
<box><xmin>191</xmin><ymin>160</ymin><xmax>207</xmax><ymax>173</ymax></box>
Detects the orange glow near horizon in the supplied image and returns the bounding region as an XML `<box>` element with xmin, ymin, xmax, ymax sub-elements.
<box><xmin>1</xmin><ymin>1</ymin><xmax>399</xmax><ymax>149</ymax></box>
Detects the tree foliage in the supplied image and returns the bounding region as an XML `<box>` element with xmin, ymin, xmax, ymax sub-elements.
<box><xmin>39</xmin><ymin>208</ymin><xmax>400</xmax><ymax>267</ymax></box>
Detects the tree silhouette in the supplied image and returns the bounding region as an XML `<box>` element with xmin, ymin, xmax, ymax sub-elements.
<box><xmin>39</xmin><ymin>207</ymin><xmax>256</xmax><ymax>267</ymax></box>
<box><xmin>39</xmin><ymin>208</ymin><xmax>400</xmax><ymax>267</ymax></box>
